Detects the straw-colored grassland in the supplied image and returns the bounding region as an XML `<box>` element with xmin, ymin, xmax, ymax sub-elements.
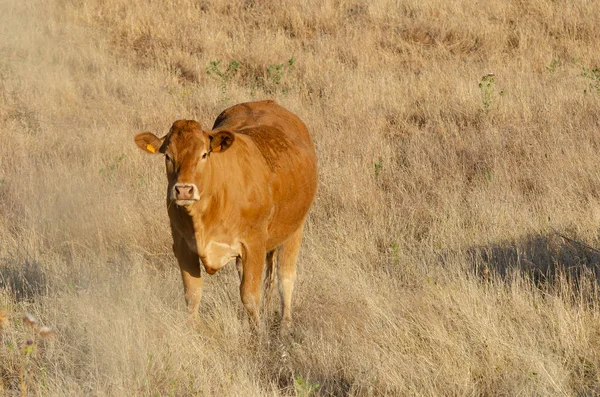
<box><xmin>1</xmin><ymin>0</ymin><xmax>600</xmax><ymax>395</ymax></box>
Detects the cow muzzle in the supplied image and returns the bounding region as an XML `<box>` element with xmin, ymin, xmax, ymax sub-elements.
<box><xmin>172</xmin><ymin>183</ymin><xmax>200</xmax><ymax>206</ymax></box>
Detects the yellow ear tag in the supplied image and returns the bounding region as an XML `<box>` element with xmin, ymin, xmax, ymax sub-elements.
<box><xmin>146</xmin><ymin>144</ymin><xmax>156</xmax><ymax>153</ymax></box>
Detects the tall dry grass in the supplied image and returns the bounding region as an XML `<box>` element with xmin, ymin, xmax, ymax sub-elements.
<box><xmin>1</xmin><ymin>0</ymin><xmax>600</xmax><ymax>395</ymax></box>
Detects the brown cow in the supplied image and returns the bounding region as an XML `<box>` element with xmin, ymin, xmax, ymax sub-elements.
<box><xmin>134</xmin><ymin>100</ymin><xmax>318</xmax><ymax>330</ymax></box>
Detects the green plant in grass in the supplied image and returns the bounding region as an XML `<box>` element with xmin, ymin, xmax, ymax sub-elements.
<box><xmin>570</xmin><ymin>58</ymin><xmax>599</xmax><ymax>95</ymax></box>
<box><xmin>294</xmin><ymin>375</ymin><xmax>320</xmax><ymax>397</ymax></box>
<box><xmin>167</xmin><ymin>86</ymin><xmax>192</xmax><ymax>108</ymax></box>
<box><xmin>100</xmin><ymin>153</ymin><xmax>126</xmax><ymax>179</ymax></box>
<box><xmin>374</xmin><ymin>160</ymin><xmax>383</xmax><ymax>177</ymax></box>
<box><xmin>580</xmin><ymin>64</ymin><xmax>600</xmax><ymax>95</ymax></box>
<box><xmin>261</xmin><ymin>56</ymin><xmax>296</xmax><ymax>95</ymax></box>
<box><xmin>206</xmin><ymin>59</ymin><xmax>240</xmax><ymax>101</ymax></box>
<box><xmin>0</xmin><ymin>313</ymin><xmax>55</xmax><ymax>397</ymax></box>
<box><xmin>546</xmin><ymin>59</ymin><xmax>559</xmax><ymax>73</ymax></box>
<box><xmin>479</xmin><ymin>73</ymin><xmax>498</xmax><ymax>111</ymax></box>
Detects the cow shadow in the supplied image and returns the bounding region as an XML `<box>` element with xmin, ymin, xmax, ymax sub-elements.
<box><xmin>0</xmin><ymin>257</ymin><xmax>47</xmax><ymax>301</ymax></box>
<box><xmin>466</xmin><ymin>230</ymin><xmax>600</xmax><ymax>292</ymax></box>
<box><xmin>257</xmin><ymin>334</ymin><xmax>354</xmax><ymax>397</ymax></box>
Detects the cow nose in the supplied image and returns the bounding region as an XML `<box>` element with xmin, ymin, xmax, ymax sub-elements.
<box><xmin>174</xmin><ymin>184</ymin><xmax>196</xmax><ymax>201</ymax></box>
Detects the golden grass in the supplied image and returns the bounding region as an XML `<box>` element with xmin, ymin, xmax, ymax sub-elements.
<box><xmin>1</xmin><ymin>0</ymin><xmax>600</xmax><ymax>394</ymax></box>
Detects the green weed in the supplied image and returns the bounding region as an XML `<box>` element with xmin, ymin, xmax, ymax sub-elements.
<box><xmin>206</xmin><ymin>59</ymin><xmax>240</xmax><ymax>101</ymax></box>
<box><xmin>478</xmin><ymin>73</ymin><xmax>504</xmax><ymax>111</ymax></box>
<box><xmin>0</xmin><ymin>313</ymin><xmax>55</xmax><ymax>396</ymax></box>
<box><xmin>100</xmin><ymin>154</ymin><xmax>126</xmax><ymax>179</ymax></box>
<box><xmin>570</xmin><ymin>58</ymin><xmax>600</xmax><ymax>95</ymax></box>
<box><xmin>294</xmin><ymin>375</ymin><xmax>320</xmax><ymax>397</ymax></box>
<box><xmin>374</xmin><ymin>160</ymin><xmax>383</xmax><ymax>177</ymax></box>
<box><xmin>546</xmin><ymin>59</ymin><xmax>559</xmax><ymax>73</ymax></box>
<box><xmin>266</xmin><ymin>56</ymin><xmax>295</xmax><ymax>95</ymax></box>
<box><xmin>167</xmin><ymin>86</ymin><xmax>192</xmax><ymax>108</ymax></box>
<box><xmin>247</xmin><ymin>56</ymin><xmax>297</xmax><ymax>97</ymax></box>
<box><xmin>580</xmin><ymin>64</ymin><xmax>600</xmax><ymax>95</ymax></box>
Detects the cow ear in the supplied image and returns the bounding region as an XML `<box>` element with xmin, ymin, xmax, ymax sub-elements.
<box><xmin>135</xmin><ymin>132</ymin><xmax>163</xmax><ymax>154</ymax></box>
<box><xmin>209</xmin><ymin>131</ymin><xmax>235</xmax><ymax>153</ymax></box>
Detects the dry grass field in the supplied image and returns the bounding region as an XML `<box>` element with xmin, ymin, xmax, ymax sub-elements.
<box><xmin>1</xmin><ymin>0</ymin><xmax>600</xmax><ymax>395</ymax></box>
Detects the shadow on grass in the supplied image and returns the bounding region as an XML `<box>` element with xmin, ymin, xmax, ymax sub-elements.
<box><xmin>273</xmin><ymin>360</ymin><xmax>354</xmax><ymax>397</ymax></box>
<box><xmin>467</xmin><ymin>230</ymin><xmax>600</xmax><ymax>295</ymax></box>
<box><xmin>251</xmin><ymin>324</ymin><xmax>356</xmax><ymax>397</ymax></box>
<box><xmin>0</xmin><ymin>257</ymin><xmax>47</xmax><ymax>301</ymax></box>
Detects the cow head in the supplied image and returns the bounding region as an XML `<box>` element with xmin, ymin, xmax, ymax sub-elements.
<box><xmin>135</xmin><ymin>120</ymin><xmax>234</xmax><ymax>207</ymax></box>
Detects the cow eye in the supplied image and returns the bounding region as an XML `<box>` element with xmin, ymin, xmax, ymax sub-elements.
<box><xmin>202</xmin><ymin>153</ymin><xmax>207</xmax><ymax>159</ymax></box>
<box><xmin>165</xmin><ymin>154</ymin><xmax>171</xmax><ymax>162</ymax></box>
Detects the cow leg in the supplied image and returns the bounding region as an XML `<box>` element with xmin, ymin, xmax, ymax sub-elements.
<box><xmin>240</xmin><ymin>246</ymin><xmax>266</xmax><ymax>326</ymax></box>
<box><xmin>278</xmin><ymin>225</ymin><xmax>304</xmax><ymax>331</ymax></box>
<box><xmin>263</xmin><ymin>249</ymin><xmax>277</xmax><ymax>314</ymax></box>
<box><xmin>173</xmin><ymin>237</ymin><xmax>203</xmax><ymax>320</ymax></box>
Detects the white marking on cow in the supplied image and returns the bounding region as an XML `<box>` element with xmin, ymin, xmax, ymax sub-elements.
<box><xmin>202</xmin><ymin>240</ymin><xmax>241</xmax><ymax>274</ymax></box>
